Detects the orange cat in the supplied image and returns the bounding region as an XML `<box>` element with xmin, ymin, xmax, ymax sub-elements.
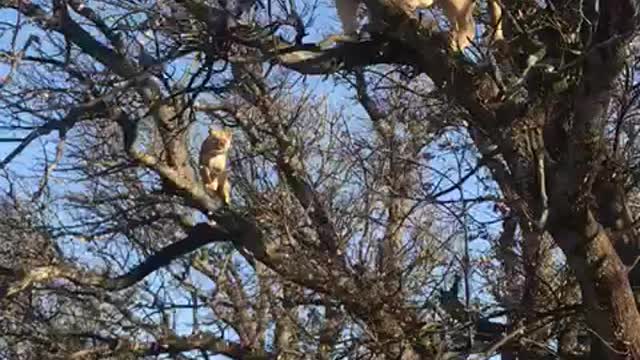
<box><xmin>334</xmin><ymin>0</ymin><xmax>503</xmax><ymax>51</ymax></box>
<box><xmin>199</xmin><ymin>128</ymin><xmax>232</xmax><ymax>205</ymax></box>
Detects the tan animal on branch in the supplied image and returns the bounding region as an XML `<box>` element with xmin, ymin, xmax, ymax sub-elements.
<box><xmin>199</xmin><ymin>128</ymin><xmax>232</xmax><ymax>205</ymax></box>
<box><xmin>334</xmin><ymin>0</ymin><xmax>504</xmax><ymax>51</ymax></box>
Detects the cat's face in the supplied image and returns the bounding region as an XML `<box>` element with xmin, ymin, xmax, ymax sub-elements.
<box><xmin>209</xmin><ymin>129</ymin><xmax>232</xmax><ymax>151</ymax></box>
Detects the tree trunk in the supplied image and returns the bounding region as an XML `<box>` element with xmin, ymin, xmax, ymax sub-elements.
<box><xmin>549</xmin><ymin>209</ymin><xmax>640</xmax><ymax>359</ymax></box>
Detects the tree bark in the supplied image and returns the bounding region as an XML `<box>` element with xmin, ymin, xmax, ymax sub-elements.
<box><xmin>549</xmin><ymin>209</ymin><xmax>640</xmax><ymax>359</ymax></box>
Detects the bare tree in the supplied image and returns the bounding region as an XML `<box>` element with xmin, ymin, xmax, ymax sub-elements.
<box><xmin>0</xmin><ymin>0</ymin><xmax>639</xmax><ymax>359</ymax></box>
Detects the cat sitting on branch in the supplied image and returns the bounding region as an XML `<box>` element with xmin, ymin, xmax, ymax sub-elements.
<box><xmin>199</xmin><ymin>128</ymin><xmax>233</xmax><ymax>206</ymax></box>
<box><xmin>333</xmin><ymin>0</ymin><xmax>504</xmax><ymax>51</ymax></box>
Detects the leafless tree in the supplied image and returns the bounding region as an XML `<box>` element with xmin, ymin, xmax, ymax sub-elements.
<box><xmin>0</xmin><ymin>0</ymin><xmax>639</xmax><ymax>359</ymax></box>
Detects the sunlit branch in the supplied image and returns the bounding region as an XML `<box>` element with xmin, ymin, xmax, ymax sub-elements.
<box><xmin>68</xmin><ymin>332</ymin><xmax>275</xmax><ymax>359</ymax></box>
<box><xmin>2</xmin><ymin>223</ymin><xmax>228</xmax><ymax>296</ymax></box>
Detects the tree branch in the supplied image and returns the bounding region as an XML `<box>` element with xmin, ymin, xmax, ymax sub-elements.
<box><xmin>2</xmin><ymin>223</ymin><xmax>227</xmax><ymax>295</ymax></box>
<box><xmin>0</xmin><ymin>97</ymin><xmax>108</xmax><ymax>169</ymax></box>
<box><xmin>68</xmin><ymin>332</ymin><xmax>275</xmax><ymax>359</ymax></box>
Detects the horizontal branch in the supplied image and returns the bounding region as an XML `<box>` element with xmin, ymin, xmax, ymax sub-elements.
<box><xmin>69</xmin><ymin>331</ymin><xmax>275</xmax><ymax>359</ymax></box>
<box><xmin>101</xmin><ymin>223</ymin><xmax>228</xmax><ymax>290</ymax></box>
<box><xmin>264</xmin><ymin>39</ymin><xmax>411</xmax><ymax>74</ymax></box>
<box><xmin>3</xmin><ymin>223</ymin><xmax>229</xmax><ymax>296</ymax></box>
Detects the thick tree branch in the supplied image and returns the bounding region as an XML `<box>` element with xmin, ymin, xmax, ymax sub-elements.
<box><xmin>101</xmin><ymin>223</ymin><xmax>229</xmax><ymax>290</ymax></box>
<box><xmin>548</xmin><ymin>207</ymin><xmax>640</xmax><ymax>359</ymax></box>
<box><xmin>2</xmin><ymin>223</ymin><xmax>228</xmax><ymax>295</ymax></box>
<box><xmin>568</xmin><ymin>0</ymin><xmax>639</xmax><ymax>191</ymax></box>
<box><xmin>66</xmin><ymin>0</ymin><xmax>125</xmax><ymax>51</ymax></box>
<box><xmin>264</xmin><ymin>39</ymin><xmax>411</xmax><ymax>74</ymax></box>
<box><xmin>543</xmin><ymin>1</ymin><xmax>640</xmax><ymax>358</ymax></box>
<box><xmin>68</xmin><ymin>332</ymin><xmax>275</xmax><ymax>359</ymax></box>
